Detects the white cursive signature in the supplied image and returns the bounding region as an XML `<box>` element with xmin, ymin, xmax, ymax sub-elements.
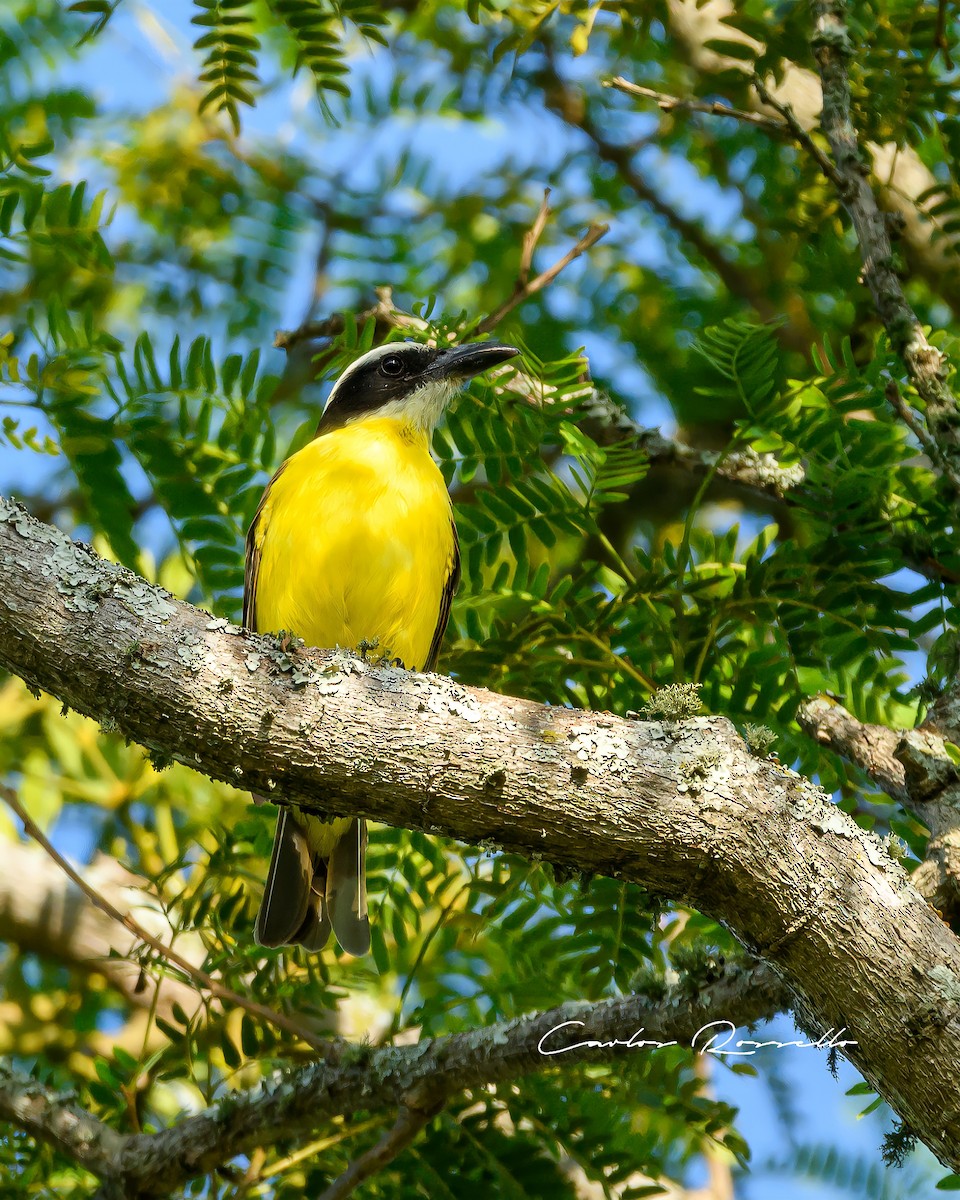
<box><xmin>538</xmin><ymin>1019</ymin><xmax>857</xmax><ymax>1057</ymax></box>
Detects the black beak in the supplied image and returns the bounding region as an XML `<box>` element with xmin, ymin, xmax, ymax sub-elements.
<box><xmin>430</xmin><ymin>342</ymin><xmax>520</xmax><ymax>380</ymax></box>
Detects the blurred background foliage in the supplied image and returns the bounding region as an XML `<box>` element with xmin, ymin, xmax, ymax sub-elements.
<box><xmin>0</xmin><ymin>0</ymin><xmax>957</xmax><ymax>1195</ymax></box>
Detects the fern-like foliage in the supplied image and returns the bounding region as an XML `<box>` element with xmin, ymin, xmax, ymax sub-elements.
<box><xmin>268</xmin><ymin>0</ymin><xmax>350</xmax><ymax>99</ymax></box>
<box><xmin>65</xmin><ymin>0</ymin><xmax>119</xmax><ymax>43</ymax></box>
<box><xmin>192</xmin><ymin>0</ymin><xmax>261</xmax><ymax>134</ymax></box>
<box><xmin>267</xmin><ymin>0</ymin><xmax>388</xmax><ymax>106</ymax></box>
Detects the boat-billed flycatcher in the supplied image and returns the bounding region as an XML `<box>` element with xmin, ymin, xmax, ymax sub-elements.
<box><xmin>245</xmin><ymin>339</ymin><xmax>520</xmax><ymax>954</ymax></box>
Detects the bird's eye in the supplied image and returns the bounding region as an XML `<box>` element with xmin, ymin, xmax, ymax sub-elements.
<box><xmin>379</xmin><ymin>355</ymin><xmax>404</xmax><ymax>377</ymax></box>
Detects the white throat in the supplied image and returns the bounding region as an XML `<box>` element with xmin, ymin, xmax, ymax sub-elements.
<box><xmin>344</xmin><ymin>378</ymin><xmax>459</xmax><ymax>435</ymax></box>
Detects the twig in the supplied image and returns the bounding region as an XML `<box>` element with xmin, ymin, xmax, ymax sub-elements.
<box><xmin>884</xmin><ymin>377</ymin><xmax>960</xmax><ymax>492</ymax></box>
<box><xmin>469</xmin><ymin>220</ymin><xmax>609</xmax><ymax>336</ymax></box>
<box><xmin>1</xmin><ymin>785</ymin><xmax>340</xmax><ymax>1060</ymax></box>
<box><xmin>540</xmin><ymin>44</ymin><xmax>806</xmax><ymax>338</ymax></box>
<box><xmin>273</xmin><ymin>288</ymin><xmax>428</xmax><ymax>352</ymax></box>
<box><xmin>605</xmin><ymin>75</ymin><xmax>847</xmax><ymax>198</ymax></box>
<box><xmin>750</xmin><ymin>74</ymin><xmax>848</xmax><ymax>193</ymax></box>
<box><xmin>604</xmin><ymin>76</ymin><xmax>791</xmax><ymax>136</ymax></box>
<box><xmin>935</xmin><ymin>0</ymin><xmax>955</xmax><ymax>70</ymax></box>
<box><xmin>812</xmin><ymin>0</ymin><xmax>960</xmax><ymax>490</ymax></box>
<box><xmin>520</xmin><ymin>188</ymin><xmax>553</xmax><ymax>285</ymax></box>
<box><xmin>317</xmin><ymin>1104</ymin><xmax>440</xmax><ymax>1200</ymax></box>
<box><xmin>260</xmin><ymin>1118</ymin><xmax>384</xmax><ymax>1183</ymax></box>
<box><xmin>273</xmin><ymin>310</ymin><xmax>350</xmax><ymax>350</ymax></box>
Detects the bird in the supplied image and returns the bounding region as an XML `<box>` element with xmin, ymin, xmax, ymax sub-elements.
<box><xmin>244</xmin><ymin>338</ymin><xmax>520</xmax><ymax>954</ymax></box>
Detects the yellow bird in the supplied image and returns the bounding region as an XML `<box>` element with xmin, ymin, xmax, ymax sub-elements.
<box><xmin>245</xmin><ymin>340</ymin><xmax>519</xmax><ymax>954</ymax></box>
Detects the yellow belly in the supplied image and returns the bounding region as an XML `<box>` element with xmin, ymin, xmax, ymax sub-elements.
<box><xmin>250</xmin><ymin>418</ymin><xmax>455</xmax><ymax>671</ymax></box>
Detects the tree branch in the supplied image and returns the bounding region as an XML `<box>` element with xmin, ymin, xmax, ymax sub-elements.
<box><xmin>797</xmin><ymin>697</ymin><xmax>960</xmax><ymax>921</ymax></box>
<box><xmin>2</xmin><ymin>496</ymin><xmax>960</xmax><ymax>1174</ymax></box>
<box><xmin>0</xmin><ymin>1064</ymin><xmax>123</xmax><ymax>1180</ymax></box>
<box><xmin>469</xmin><ymin>219</ymin><xmax>610</xmax><ymax>336</ymax></box>
<box><xmin>812</xmin><ymin>0</ymin><xmax>960</xmax><ymax>490</ymax></box>
<box><xmin>317</xmin><ymin>1104</ymin><xmax>440</xmax><ymax>1200</ymax></box>
<box><xmin>0</xmin><ymin>960</ymin><xmax>787</xmax><ymax>1195</ymax></box>
<box><xmin>604</xmin><ymin>76</ymin><xmax>792</xmax><ymax>138</ymax></box>
<box><xmin>749</xmin><ymin>74</ymin><xmax>846</xmax><ymax>192</ymax></box>
<box><xmin>273</xmin><ymin>287</ymin><xmax>428</xmax><ymax>353</ymax></box>
<box><xmin>538</xmin><ymin>48</ymin><xmax>811</xmax><ymax>344</ymax></box>
<box><xmin>797</xmin><ymin>697</ymin><xmax>908</xmax><ymax>804</ymax></box>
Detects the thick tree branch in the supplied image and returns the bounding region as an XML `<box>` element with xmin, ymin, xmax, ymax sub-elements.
<box><xmin>2</xmin><ymin>497</ymin><xmax>960</xmax><ymax>1177</ymax></box>
<box><xmin>0</xmin><ymin>1064</ymin><xmax>123</xmax><ymax>1180</ymax></box>
<box><xmin>812</xmin><ymin>0</ymin><xmax>960</xmax><ymax>490</ymax></box>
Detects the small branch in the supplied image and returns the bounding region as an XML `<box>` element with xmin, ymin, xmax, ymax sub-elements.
<box><xmin>604</xmin><ymin>76</ymin><xmax>791</xmax><ymax>136</ymax></box>
<box><xmin>797</xmin><ymin>697</ymin><xmax>960</xmax><ymax>922</ymax></box>
<box><xmin>2</xmin><ymin>786</ymin><xmax>339</xmax><ymax>1060</ymax></box>
<box><xmin>273</xmin><ymin>288</ymin><xmax>428</xmax><ymax>353</ymax></box>
<box><xmin>114</xmin><ymin>962</ymin><xmax>787</xmax><ymax>1195</ymax></box>
<box><xmin>0</xmin><ymin>1064</ymin><xmax>123</xmax><ymax>1180</ymax></box>
<box><xmin>519</xmin><ymin>188</ymin><xmax>553</xmax><ymax>284</ymax></box>
<box><xmin>750</xmin><ymin>74</ymin><xmax>847</xmax><ymax>192</ymax></box>
<box><xmin>885</xmin><ymin>380</ymin><xmax>960</xmax><ymax>494</ymax></box>
<box><xmin>538</xmin><ymin>47</ymin><xmax>815</xmax><ymax>347</ymax></box>
<box><xmin>318</xmin><ymin>1104</ymin><xmax>440</xmax><ymax>1200</ymax></box>
<box><xmin>470</xmin><ymin>220</ymin><xmax>609</xmax><ymax>337</ymax></box>
<box><xmin>273</xmin><ymin>310</ymin><xmax>349</xmax><ymax>350</ymax></box>
<box><xmin>603</xmin><ymin>74</ymin><xmax>844</xmax><ymax>206</ymax></box>
<box><xmin>812</xmin><ymin>0</ymin><xmax>960</xmax><ymax>489</ymax></box>
<box><xmin>797</xmin><ymin>697</ymin><xmax>908</xmax><ymax>803</ymax></box>
<box><xmin>935</xmin><ymin>0</ymin><xmax>955</xmax><ymax>70</ymax></box>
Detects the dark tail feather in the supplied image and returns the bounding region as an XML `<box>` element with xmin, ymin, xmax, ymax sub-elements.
<box><xmin>294</xmin><ymin>859</ymin><xmax>333</xmax><ymax>951</ymax></box>
<box><xmin>254</xmin><ymin>809</ymin><xmax>313</xmax><ymax>947</ymax></box>
<box><xmin>326</xmin><ymin>818</ymin><xmax>370</xmax><ymax>956</ymax></box>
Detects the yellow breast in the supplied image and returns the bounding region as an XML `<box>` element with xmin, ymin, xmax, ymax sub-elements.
<box><xmin>250</xmin><ymin>417</ymin><xmax>455</xmax><ymax>671</ymax></box>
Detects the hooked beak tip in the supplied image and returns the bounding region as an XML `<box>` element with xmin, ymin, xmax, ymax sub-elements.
<box><xmin>436</xmin><ymin>342</ymin><xmax>520</xmax><ymax>380</ymax></box>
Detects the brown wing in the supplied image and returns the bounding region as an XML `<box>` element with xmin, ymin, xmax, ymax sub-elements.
<box><xmin>423</xmin><ymin>521</ymin><xmax>461</xmax><ymax>672</ymax></box>
<box><xmin>242</xmin><ymin>460</ymin><xmax>288</xmax><ymax>633</ymax></box>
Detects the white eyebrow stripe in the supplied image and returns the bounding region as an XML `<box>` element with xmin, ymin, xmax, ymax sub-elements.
<box><xmin>323</xmin><ymin>343</ymin><xmax>417</xmax><ymax>413</ymax></box>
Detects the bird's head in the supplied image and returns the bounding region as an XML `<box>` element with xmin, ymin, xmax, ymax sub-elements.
<box><xmin>318</xmin><ymin>340</ymin><xmax>520</xmax><ymax>436</ymax></box>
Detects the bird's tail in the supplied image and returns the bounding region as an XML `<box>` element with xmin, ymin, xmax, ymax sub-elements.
<box><xmin>254</xmin><ymin>809</ymin><xmax>369</xmax><ymax>955</ymax></box>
